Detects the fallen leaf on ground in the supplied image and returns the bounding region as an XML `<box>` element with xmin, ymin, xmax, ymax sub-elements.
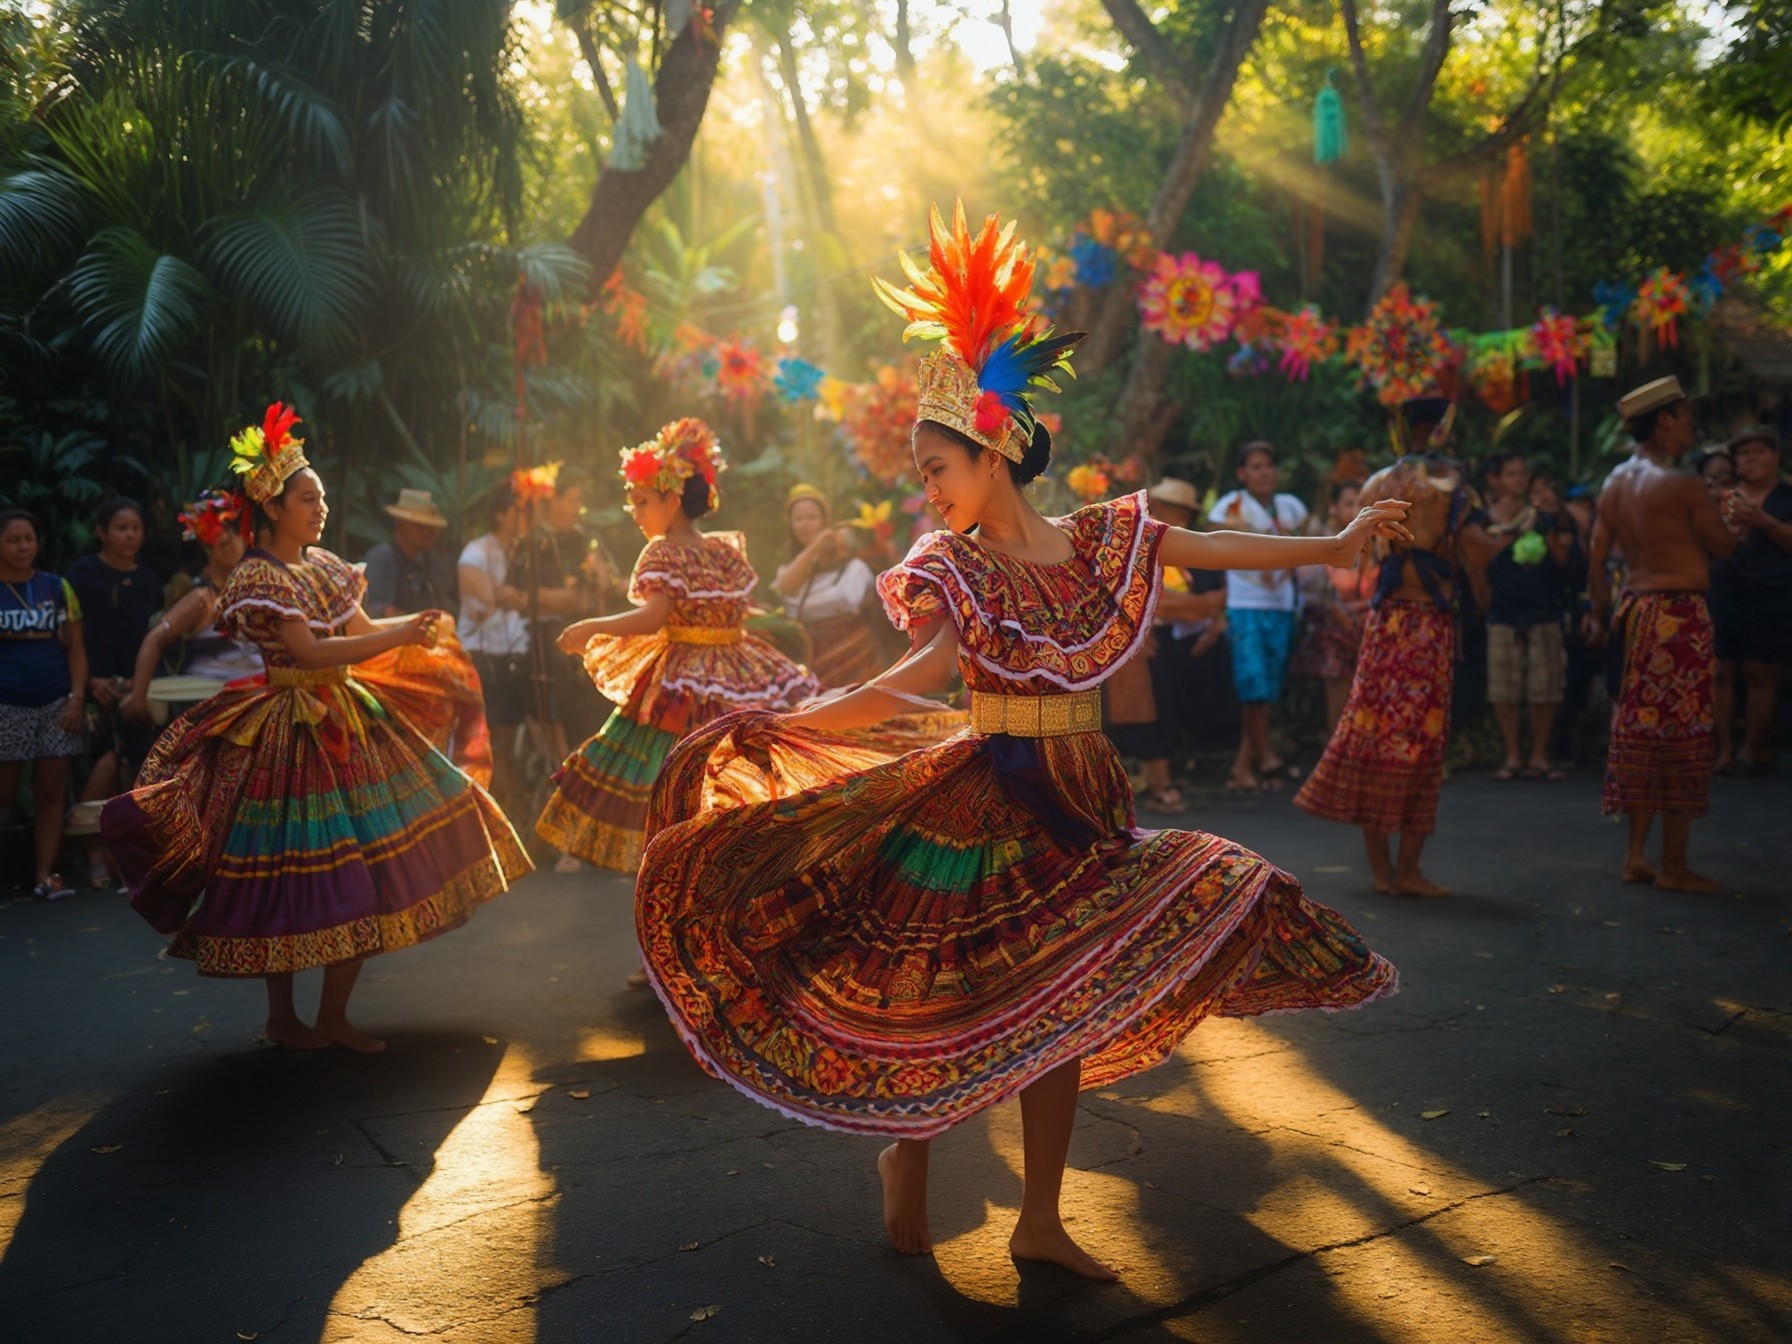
<box><xmin>334</xmin><ymin>1153</ymin><xmax>344</xmax><ymax>1166</ymax></box>
<box><xmin>1609</xmin><ymin>1262</ymin><xmax>1632</xmax><ymax>1273</ymax></box>
<box><xmin>1649</xmin><ymin>1161</ymin><xmax>1687</xmax><ymax>1172</ymax></box>
<box><xmin>724</xmin><ymin>1169</ymin><xmax>739</xmax><ymax>1177</ymax></box>
<box><xmin>1462</xmin><ymin>1254</ymin><xmax>1498</xmax><ymax>1267</ymax></box>
<box><xmin>1546</xmin><ymin>984</ymin><xmax>1568</xmax><ymax>994</ymax></box>
<box><xmin>237</xmin><ymin>1332</ymin><xmax>261</xmax><ymax>1341</ymax></box>
<box><xmin>514</xmin><ymin>1099</ymin><xmax>536</xmax><ymax>1114</ymax></box>
<box><xmin>679</xmin><ymin>1240</ymin><xmax>701</xmax><ymax>1252</ymax></box>
<box><xmin>1603</xmin><ymin>993</ymin><xmax>1621</xmax><ymax>1003</ymax></box>
<box><xmin>90</xmin><ymin>1144</ymin><xmax>122</xmax><ymax>1155</ymax></box>
<box><xmin>1556</xmin><ymin>1128</ymin><xmax>1574</xmax><ymax>1138</ymax></box>
<box><xmin>190</xmin><ymin>1019</ymin><xmax>211</xmax><ymax>1036</ymax></box>
<box><xmin>1420</xmin><ymin>1109</ymin><xmax>1450</xmax><ymax>1121</ymax></box>
<box><xmin>1545</xmin><ymin>1105</ymin><xmax>1589</xmax><ymax>1117</ymax></box>
<box><xmin>568</xmin><ymin>1088</ymin><xmax>591</xmax><ymax>1100</ymax></box>
<box><xmin>1477</xmin><ymin>1110</ymin><xmax>1492</xmax><ymax>1118</ymax></box>
<box><xmin>1408</xmin><ymin>1184</ymin><xmax>1432</xmax><ymax>1196</ymax></box>
<box><xmin>482</xmin><ymin>1035</ymin><xmax>499</xmax><ymax>1045</ymax></box>
<box><xmin>690</xmin><ymin>1304</ymin><xmax>721</xmax><ymax>1322</ymax></box>
<box><xmin>758</xmin><ymin>1255</ymin><xmax>775</xmax><ymax>1267</ymax></box>
<box><xmin>1601</xmin><ymin>920</ymin><xmax>1622</xmax><ymax>927</ymax></box>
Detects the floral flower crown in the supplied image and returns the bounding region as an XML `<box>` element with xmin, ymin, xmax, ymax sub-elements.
<box><xmin>178</xmin><ymin>488</ymin><xmax>251</xmax><ymax>546</ymax></box>
<box><xmin>619</xmin><ymin>417</ymin><xmax>724</xmax><ymax>511</ymax></box>
<box><xmin>228</xmin><ymin>402</ymin><xmax>308</xmax><ymax>504</ymax></box>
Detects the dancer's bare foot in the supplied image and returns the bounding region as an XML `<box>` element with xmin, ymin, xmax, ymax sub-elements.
<box><xmin>1653</xmin><ymin>868</ymin><xmax>1722</xmax><ymax>894</ymax></box>
<box><xmin>314</xmin><ymin>1018</ymin><xmax>387</xmax><ymax>1053</ymax></box>
<box><xmin>1370</xmin><ymin>872</ymin><xmax>1394</xmax><ymax>895</ymax></box>
<box><xmin>553</xmin><ymin>852</ymin><xmax>583</xmax><ymax>874</ymax></box>
<box><xmin>1620</xmin><ymin>857</ymin><xmax>1658</xmax><ymax>884</ymax></box>
<box><xmin>1391</xmin><ymin>872</ymin><xmax>1451</xmax><ymax>898</ymax></box>
<box><xmin>625</xmin><ymin>967</ymin><xmax>651</xmax><ymax>989</ymax></box>
<box><xmin>1010</xmin><ymin>1216</ymin><xmax>1120</xmax><ymax>1282</ymax></box>
<box><xmin>263</xmin><ymin>1018</ymin><xmax>326</xmax><ymax>1050</ymax></box>
<box><xmin>877</xmin><ymin>1144</ymin><xmax>932</xmax><ymax>1255</ymax></box>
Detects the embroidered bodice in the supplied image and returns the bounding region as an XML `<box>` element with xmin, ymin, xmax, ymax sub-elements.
<box><xmin>629</xmin><ymin>533</ymin><xmax>758</xmax><ymax>630</ymax></box>
<box><xmin>878</xmin><ymin>491</ymin><xmax>1164</xmax><ymax>694</ymax></box>
<box><xmin>219</xmin><ymin>548</ymin><xmax>364</xmax><ymax>670</ymax></box>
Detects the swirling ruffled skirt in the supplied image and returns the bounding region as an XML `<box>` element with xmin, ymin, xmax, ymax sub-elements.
<box><xmin>102</xmin><ymin>675</ymin><xmax>529</xmax><ymax>976</ymax></box>
<box><xmin>637</xmin><ymin>712</ymin><xmax>1398</xmax><ymax>1139</ymax></box>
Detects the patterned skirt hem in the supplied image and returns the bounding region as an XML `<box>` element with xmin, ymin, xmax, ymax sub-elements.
<box><xmin>168</xmin><ymin>855</ymin><xmax>514</xmax><ymax>977</ymax></box>
<box><xmin>1293</xmin><ymin>757</ymin><xmax>1442</xmax><ymax>835</ymax></box>
<box><xmin>1601</xmin><ymin>744</ymin><xmax>1712</xmax><ymax>817</ymax></box>
<box><xmin>535</xmin><ymin>805</ymin><xmax>643</xmax><ymax>873</ymax></box>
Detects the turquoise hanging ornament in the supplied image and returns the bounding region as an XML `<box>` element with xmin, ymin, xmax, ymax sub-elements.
<box><xmin>1313</xmin><ymin>68</ymin><xmax>1347</xmax><ymax>166</ymax></box>
<box><xmin>610</xmin><ymin>54</ymin><xmax>663</xmax><ymax>172</ymax></box>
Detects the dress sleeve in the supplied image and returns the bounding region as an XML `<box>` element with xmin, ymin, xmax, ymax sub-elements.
<box><xmin>628</xmin><ymin>539</ymin><xmax>675</xmax><ymax>603</ymax></box>
<box><xmin>219</xmin><ymin>560</ymin><xmax>306</xmax><ymax>646</ymax></box>
<box><xmin>876</xmin><ymin>532</ymin><xmax>957</xmax><ymax>630</ymax></box>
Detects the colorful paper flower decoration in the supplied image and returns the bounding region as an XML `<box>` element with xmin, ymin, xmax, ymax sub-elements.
<box><xmin>1081</xmin><ymin>209</ymin><xmax>1156</xmax><ymax>270</ymax></box>
<box><xmin>1068</xmin><ymin>235</ymin><xmax>1118</xmax><ymax>289</ymax></box>
<box><xmin>1065</xmin><ymin>458</ymin><xmax>1112</xmax><ymax>503</ymax></box>
<box><xmin>1529</xmin><ymin>308</ymin><xmax>1583</xmax><ymax>385</ymax></box>
<box><xmin>1631</xmin><ymin>268</ymin><xmax>1691</xmax><ymax>349</ymax></box>
<box><xmin>601</xmin><ymin>269</ymin><xmax>650</xmax><ymax>353</ymax></box>
<box><xmin>511</xmin><ymin>460</ymin><xmax>562</xmax><ymax>505</ymax></box>
<box><xmin>713</xmin><ymin>339</ymin><xmax>766</xmax><ymax>404</ymax></box>
<box><xmin>178</xmin><ymin>488</ymin><xmax>249</xmax><ymax>546</ymax></box>
<box><xmin>1276</xmin><ymin>304</ymin><xmax>1339</xmax><ymax>381</ymax></box>
<box><xmin>1227</xmin><ymin>342</ymin><xmax>1272</xmax><ymax>377</ymax></box>
<box><xmin>1139</xmin><ymin>252</ymin><xmax>1240</xmax><ymax>351</ymax></box>
<box><xmin>847</xmin><ymin>499</ymin><xmax>896</xmax><ymax>546</ymax></box>
<box><xmin>842</xmin><ymin>364</ymin><xmax>919</xmax><ymax>487</ymax></box>
<box><xmin>1591</xmin><ymin>281</ymin><xmax>1637</xmax><ymax>330</ymax></box>
<box><xmin>1466</xmin><ymin>331</ymin><xmax>1527</xmax><ymax>414</ymax></box>
<box><xmin>815</xmin><ymin>375</ymin><xmax>849</xmax><ymax>424</ymax></box>
<box><xmin>1344</xmin><ymin>284</ymin><xmax>1449</xmax><ymax>406</ymax></box>
<box><xmin>774</xmin><ymin>357</ymin><xmax>825</xmax><ymax>404</ymax></box>
<box><xmin>1036</xmin><ymin>245</ymin><xmax>1078</xmax><ymax>293</ymax></box>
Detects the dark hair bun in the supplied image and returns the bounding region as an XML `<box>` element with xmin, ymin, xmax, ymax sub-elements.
<box><xmin>680</xmin><ymin>474</ymin><xmax>713</xmax><ymax>520</ymax></box>
<box><xmin>1014</xmin><ymin>421</ymin><xmax>1052</xmax><ymax>487</ymax></box>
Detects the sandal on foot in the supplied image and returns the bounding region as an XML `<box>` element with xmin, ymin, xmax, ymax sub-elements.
<box><xmin>1224</xmin><ymin>776</ymin><xmax>1259</xmax><ymax>794</ymax></box>
<box><xmin>33</xmin><ymin>876</ymin><xmax>75</xmax><ymax>902</ymax></box>
<box><xmin>1140</xmin><ymin>786</ymin><xmax>1184</xmax><ymax>813</ymax></box>
<box><xmin>1493</xmin><ymin>765</ymin><xmax>1521</xmax><ymax>782</ymax></box>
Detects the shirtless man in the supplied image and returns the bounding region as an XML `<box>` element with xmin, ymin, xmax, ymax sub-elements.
<box><xmin>1297</xmin><ymin>399</ymin><xmax>1492</xmax><ymax>897</ymax></box>
<box><xmin>1586</xmin><ymin>377</ymin><xmax>1737</xmax><ymax>892</ymax></box>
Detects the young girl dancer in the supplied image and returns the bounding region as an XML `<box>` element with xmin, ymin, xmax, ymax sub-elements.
<box><xmin>103</xmin><ymin>404</ymin><xmax>529</xmax><ymax>1052</ymax></box>
<box><xmin>634</xmin><ymin>204</ymin><xmax>1409</xmax><ymax>1279</ymax></box>
<box><xmin>534</xmin><ymin>418</ymin><xmax>820</xmax><ymax>878</ymax></box>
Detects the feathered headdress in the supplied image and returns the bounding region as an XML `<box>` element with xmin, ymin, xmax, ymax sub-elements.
<box><xmin>178</xmin><ymin>488</ymin><xmax>250</xmax><ymax>546</ymax></box>
<box><xmin>873</xmin><ymin>201</ymin><xmax>1083</xmax><ymax>463</ymax></box>
<box><xmin>228</xmin><ymin>402</ymin><xmax>308</xmax><ymax>504</ymax></box>
<box><xmin>618</xmin><ymin>416</ymin><xmax>725</xmax><ymax>511</ymax></box>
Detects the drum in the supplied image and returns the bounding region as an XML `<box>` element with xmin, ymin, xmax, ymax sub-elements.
<box><xmin>144</xmin><ymin>675</ymin><xmax>227</xmax><ymax>726</ymax></box>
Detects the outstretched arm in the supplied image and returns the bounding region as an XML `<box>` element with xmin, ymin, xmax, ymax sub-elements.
<box><xmin>122</xmin><ymin>587</ymin><xmax>213</xmax><ymax>722</ymax></box>
<box><xmin>781</xmin><ymin>619</ymin><xmax>960</xmax><ymax>733</ymax></box>
<box><xmin>1159</xmin><ymin>499</ymin><xmax>1412</xmax><ymax>572</ymax></box>
<box><xmin>278</xmin><ymin>610</ymin><xmax>433</xmax><ymax>670</ymax></box>
<box><xmin>556</xmin><ymin>592</ymin><xmax>673</xmax><ymax>653</ymax></box>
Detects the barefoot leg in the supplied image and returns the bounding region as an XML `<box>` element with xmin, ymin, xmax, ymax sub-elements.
<box><xmin>1620</xmin><ymin>813</ymin><xmax>1656</xmax><ymax>884</ymax></box>
<box><xmin>314</xmin><ymin>959</ymin><xmax>386</xmax><ymax>1053</ymax></box>
<box><xmin>877</xmin><ymin>1139</ymin><xmax>932</xmax><ymax>1255</ymax></box>
<box><xmin>1654</xmin><ymin>814</ymin><xmax>1721</xmax><ymax>892</ymax></box>
<box><xmin>263</xmin><ymin>972</ymin><xmax>323</xmax><ymax>1050</ymax></box>
<box><xmin>1009</xmin><ymin>1058</ymin><xmax>1119</xmax><ymax>1282</ymax></box>
<box><xmin>1391</xmin><ymin>832</ymin><xmax>1450</xmax><ymax>898</ymax></box>
<box><xmin>1362</xmin><ymin>829</ymin><xmax>1394</xmax><ymax>894</ymax></box>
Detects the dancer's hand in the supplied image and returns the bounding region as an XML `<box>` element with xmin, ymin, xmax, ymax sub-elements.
<box><xmin>1338</xmin><ymin>499</ymin><xmax>1413</xmax><ymax>560</ymax></box>
<box><xmin>557</xmin><ymin>619</ymin><xmax>600</xmax><ymax>655</ymax></box>
<box><xmin>402</xmin><ymin>610</ymin><xmax>441</xmax><ymax>648</ymax></box>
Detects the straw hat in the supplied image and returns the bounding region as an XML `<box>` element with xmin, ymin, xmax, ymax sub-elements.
<box><xmin>1616</xmin><ymin>376</ymin><xmax>1685</xmax><ymax>420</ymax></box>
<box><xmin>385</xmin><ymin>488</ymin><xmax>448</xmax><ymax>528</ymax></box>
<box><xmin>1146</xmin><ymin>477</ymin><xmax>1199</xmax><ymax>512</ymax></box>
<box><xmin>785</xmin><ymin>482</ymin><xmax>830</xmax><ymax>514</ymax></box>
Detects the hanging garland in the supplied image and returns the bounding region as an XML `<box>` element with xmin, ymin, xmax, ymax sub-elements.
<box><xmin>1528</xmin><ymin>308</ymin><xmax>1583</xmax><ymax>386</ymax></box>
<box><xmin>1139</xmin><ymin>252</ymin><xmax>1246</xmax><ymax>351</ymax></box>
<box><xmin>1275</xmin><ymin>305</ymin><xmax>1338</xmax><ymax>381</ymax></box>
<box><xmin>1632</xmin><ymin>267</ymin><xmax>1691</xmax><ymax>350</ymax></box>
<box><xmin>1344</xmin><ymin>283</ymin><xmax>1450</xmax><ymax>406</ymax></box>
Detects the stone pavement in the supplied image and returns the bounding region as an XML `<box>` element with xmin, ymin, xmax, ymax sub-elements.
<box><xmin>1</xmin><ymin>773</ymin><xmax>1788</xmax><ymax>1344</ymax></box>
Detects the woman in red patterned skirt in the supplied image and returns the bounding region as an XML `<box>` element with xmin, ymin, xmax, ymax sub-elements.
<box><xmin>635</xmin><ymin>205</ymin><xmax>1412</xmax><ymax>1279</ymax></box>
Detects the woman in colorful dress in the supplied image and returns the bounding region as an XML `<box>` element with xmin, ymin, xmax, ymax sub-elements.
<box><xmin>535</xmin><ymin>418</ymin><xmax>821</xmax><ymax>882</ymax></box>
<box><xmin>635</xmin><ymin>204</ymin><xmax>1411</xmax><ymax>1279</ymax></box>
<box><xmin>102</xmin><ymin>404</ymin><xmax>529</xmax><ymax>1052</ymax></box>
<box><xmin>774</xmin><ymin>483</ymin><xmax>882</xmax><ymax>687</ymax></box>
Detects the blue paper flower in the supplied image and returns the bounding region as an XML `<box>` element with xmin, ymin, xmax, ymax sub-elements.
<box><xmin>1591</xmin><ymin>281</ymin><xmax>1636</xmax><ymax>329</ymax></box>
<box><xmin>774</xmin><ymin>357</ymin><xmax>825</xmax><ymax>404</ymax></box>
<box><xmin>1690</xmin><ymin>263</ymin><xmax>1723</xmax><ymax>313</ymax></box>
<box><xmin>1069</xmin><ymin>235</ymin><xmax>1118</xmax><ymax>290</ymax></box>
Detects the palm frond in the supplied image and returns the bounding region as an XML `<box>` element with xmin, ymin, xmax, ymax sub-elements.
<box><xmin>67</xmin><ymin>226</ymin><xmax>209</xmax><ymax>382</ymax></box>
<box><xmin>0</xmin><ymin>165</ymin><xmax>89</xmax><ymax>278</ymax></box>
<box><xmin>201</xmin><ymin>188</ymin><xmax>371</xmax><ymax>351</ymax></box>
<box><xmin>220</xmin><ymin>58</ymin><xmax>352</xmax><ymax>172</ymax></box>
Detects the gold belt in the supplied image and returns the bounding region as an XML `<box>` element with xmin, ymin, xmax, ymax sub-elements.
<box><xmin>269</xmin><ymin>666</ymin><xmax>350</xmax><ymax>687</ymax></box>
<box><xmin>665</xmin><ymin>625</ymin><xmax>743</xmax><ymax>646</ymax></box>
<box><xmin>969</xmin><ymin>689</ymin><xmax>1101</xmax><ymax>737</ymax></box>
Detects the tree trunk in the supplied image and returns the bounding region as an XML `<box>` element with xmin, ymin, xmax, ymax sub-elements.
<box><xmin>776</xmin><ymin>33</ymin><xmax>836</xmax><ymax>235</ymax></box>
<box><xmin>567</xmin><ymin>0</ymin><xmax>742</xmax><ymax>295</ymax></box>
<box><xmin>1105</xmin><ymin>337</ymin><xmax>1180</xmax><ymax>459</ymax></box>
<box><xmin>1367</xmin><ymin>181</ymin><xmax>1424</xmax><ymax>305</ymax></box>
<box><xmin>894</xmin><ymin>0</ymin><xmax>915</xmax><ymax>80</ymax></box>
<box><xmin>1078</xmin><ymin>0</ymin><xmax>1269</xmax><ymax>375</ymax></box>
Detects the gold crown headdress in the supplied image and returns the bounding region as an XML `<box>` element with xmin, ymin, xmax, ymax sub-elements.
<box><xmin>618</xmin><ymin>417</ymin><xmax>725</xmax><ymax>511</ymax></box>
<box><xmin>228</xmin><ymin>403</ymin><xmax>309</xmax><ymax>503</ymax></box>
<box><xmin>873</xmin><ymin>201</ymin><xmax>1083</xmax><ymax>463</ymax></box>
